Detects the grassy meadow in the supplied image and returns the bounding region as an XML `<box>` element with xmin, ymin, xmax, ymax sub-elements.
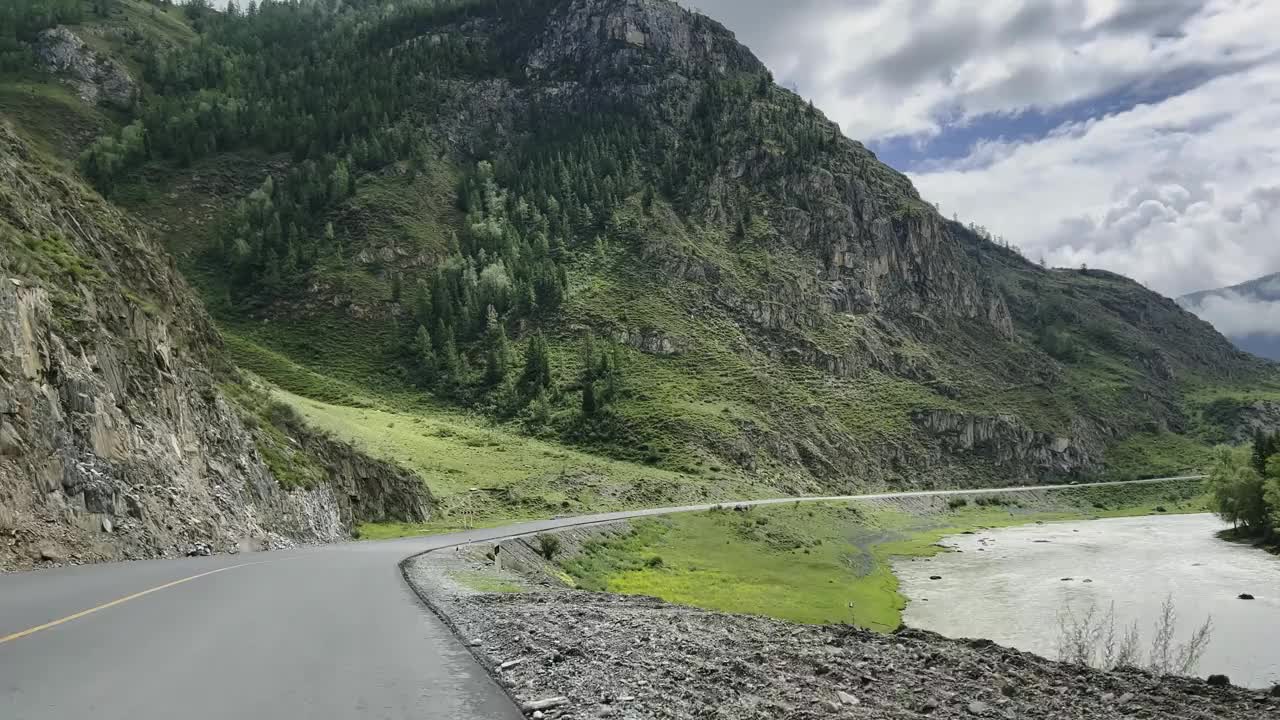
<box><xmin>557</xmin><ymin>479</ymin><xmax>1208</xmax><ymax>632</ymax></box>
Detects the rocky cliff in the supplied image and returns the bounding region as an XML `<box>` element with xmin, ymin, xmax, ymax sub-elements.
<box><xmin>0</xmin><ymin>122</ymin><xmax>432</xmax><ymax>570</ymax></box>
<box><xmin>511</xmin><ymin>0</ymin><xmax>1014</xmax><ymax>337</ymax></box>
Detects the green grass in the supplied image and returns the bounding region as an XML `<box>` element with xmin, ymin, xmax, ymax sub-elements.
<box><xmin>223</xmin><ymin>331</ymin><xmax>375</xmax><ymax>407</ymax></box>
<box><xmin>265</xmin><ymin>379</ymin><xmax>773</xmax><ymax>533</ymax></box>
<box><xmin>1051</xmin><ymin>479</ymin><xmax>1208</xmax><ymax>516</ymax></box>
<box><xmin>447</xmin><ymin>570</ymin><xmax>523</xmax><ymax>594</ymax></box>
<box><xmin>0</xmin><ymin>77</ymin><xmax>114</xmax><ymax>162</ymax></box>
<box><xmin>7</xmin><ymin>230</ymin><xmax>105</xmax><ymax>287</ymax></box>
<box><xmin>1103</xmin><ymin>432</ymin><xmax>1214</xmax><ymax>481</ymax></box>
<box><xmin>70</xmin><ymin>0</ymin><xmax>198</xmax><ymax>80</ymax></box>
<box><xmin>335</xmin><ymin>163</ymin><xmax>459</xmax><ymax>262</ymax></box>
<box><xmin>220</xmin><ymin>379</ymin><xmax>328</xmax><ymax>490</ymax></box>
<box><xmin>560</xmin><ymin>479</ymin><xmax>1208</xmax><ymax>632</ymax></box>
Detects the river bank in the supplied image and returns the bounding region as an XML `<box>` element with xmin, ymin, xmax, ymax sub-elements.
<box><xmin>508</xmin><ymin>478</ymin><xmax>1208</xmax><ymax>631</ymax></box>
<box><xmin>404</xmin><ymin>533</ymin><xmax>1275</xmax><ymax>719</ymax></box>
<box><xmin>896</xmin><ymin>513</ymin><xmax>1280</xmax><ymax>688</ymax></box>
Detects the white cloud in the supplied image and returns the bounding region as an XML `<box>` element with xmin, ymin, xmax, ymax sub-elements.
<box><xmin>912</xmin><ymin>64</ymin><xmax>1280</xmax><ymax>296</ymax></box>
<box><xmin>1184</xmin><ymin>293</ymin><xmax>1280</xmax><ymax>338</ymax></box>
<box><xmin>690</xmin><ymin>0</ymin><xmax>1278</xmax><ymax>142</ymax></box>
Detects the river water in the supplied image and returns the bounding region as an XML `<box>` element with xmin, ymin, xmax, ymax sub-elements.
<box><xmin>893</xmin><ymin>514</ymin><xmax>1280</xmax><ymax>688</ymax></box>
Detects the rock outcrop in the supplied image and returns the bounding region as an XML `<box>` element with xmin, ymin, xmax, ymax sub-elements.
<box><xmin>523</xmin><ymin>0</ymin><xmax>766</xmax><ymax>81</ymax></box>
<box><xmin>913</xmin><ymin>410</ymin><xmax>1094</xmax><ymax>479</ymax></box>
<box><xmin>35</xmin><ymin>26</ymin><xmax>136</xmax><ymax>109</ymax></box>
<box><xmin>0</xmin><ymin>122</ymin><xmax>431</xmax><ymax>570</ymax></box>
<box><xmin>1231</xmin><ymin>400</ymin><xmax>1280</xmax><ymax>442</ymax></box>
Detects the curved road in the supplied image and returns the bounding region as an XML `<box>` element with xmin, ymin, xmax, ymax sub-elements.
<box><xmin>0</xmin><ymin>477</ymin><xmax>1197</xmax><ymax>719</ymax></box>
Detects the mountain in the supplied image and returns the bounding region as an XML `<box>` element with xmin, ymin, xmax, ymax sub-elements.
<box><xmin>1179</xmin><ymin>273</ymin><xmax>1280</xmax><ymax>361</ymax></box>
<box><xmin>3</xmin><ymin>0</ymin><xmax>1279</xmax><ymax>557</ymax></box>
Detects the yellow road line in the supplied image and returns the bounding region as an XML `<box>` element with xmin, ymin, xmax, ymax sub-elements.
<box><xmin>0</xmin><ymin>560</ymin><xmax>273</xmax><ymax>645</ymax></box>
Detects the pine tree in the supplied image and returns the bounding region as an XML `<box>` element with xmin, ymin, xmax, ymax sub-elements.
<box><xmin>415</xmin><ymin>325</ymin><xmax>437</xmax><ymax>380</ymax></box>
<box><xmin>484</xmin><ymin>306</ymin><xmax>511</xmax><ymax>386</ymax></box>
<box><xmin>438</xmin><ymin>325</ymin><xmax>460</xmax><ymax>383</ymax></box>
<box><xmin>600</xmin><ymin>348</ymin><xmax>622</xmax><ymax>404</ymax></box>
<box><xmin>413</xmin><ymin>280</ymin><xmax>432</xmax><ymax>327</ymax></box>
<box><xmin>520</xmin><ymin>332</ymin><xmax>552</xmax><ymax>393</ymax></box>
<box><xmin>579</xmin><ymin>331</ymin><xmax>598</xmax><ymax>384</ymax></box>
<box><xmin>581</xmin><ymin>380</ymin><xmax>597</xmax><ymax>417</ymax></box>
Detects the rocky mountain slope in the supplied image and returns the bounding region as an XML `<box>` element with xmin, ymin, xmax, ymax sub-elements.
<box><xmin>0</xmin><ymin>117</ymin><xmax>432</xmax><ymax>570</ymax></box>
<box><xmin>4</xmin><ymin>0</ymin><xmax>1280</xmax><ymax>534</ymax></box>
<box><xmin>1179</xmin><ymin>273</ymin><xmax>1280</xmax><ymax>361</ymax></box>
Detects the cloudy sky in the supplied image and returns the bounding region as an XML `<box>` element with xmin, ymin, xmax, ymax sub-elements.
<box><xmin>683</xmin><ymin>0</ymin><xmax>1280</xmax><ymax>302</ymax></box>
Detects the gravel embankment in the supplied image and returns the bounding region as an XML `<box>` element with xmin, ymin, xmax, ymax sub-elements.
<box><xmin>406</xmin><ymin>551</ymin><xmax>1276</xmax><ymax>720</ymax></box>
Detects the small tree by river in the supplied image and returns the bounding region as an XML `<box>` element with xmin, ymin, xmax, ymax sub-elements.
<box><xmin>1205</xmin><ymin>442</ymin><xmax>1280</xmax><ymax>540</ymax></box>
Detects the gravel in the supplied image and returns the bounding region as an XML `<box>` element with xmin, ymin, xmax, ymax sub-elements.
<box><xmin>407</xmin><ymin>551</ymin><xmax>1274</xmax><ymax>720</ymax></box>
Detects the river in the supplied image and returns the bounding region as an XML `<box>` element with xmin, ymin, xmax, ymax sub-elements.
<box><xmin>893</xmin><ymin>514</ymin><xmax>1280</xmax><ymax>688</ymax></box>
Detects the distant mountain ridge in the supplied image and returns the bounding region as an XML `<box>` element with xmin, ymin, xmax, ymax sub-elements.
<box><xmin>1178</xmin><ymin>272</ymin><xmax>1280</xmax><ymax>361</ymax></box>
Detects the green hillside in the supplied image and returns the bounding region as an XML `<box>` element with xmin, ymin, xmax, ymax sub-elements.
<box><xmin>5</xmin><ymin>0</ymin><xmax>1278</xmax><ymax>530</ymax></box>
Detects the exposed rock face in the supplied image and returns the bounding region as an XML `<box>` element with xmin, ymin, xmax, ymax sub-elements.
<box><xmin>297</xmin><ymin>432</ymin><xmax>434</xmax><ymax>530</ymax></box>
<box><xmin>913</xmin><ymin>410</ymin><xmax>1094</xmax><ymax>479</ymax></box>
<box><xmin>35</xmin><ymin>26</ymin><xmax>136</xmax><ymax>109</ymax></box>
<box><xmin>0</xmin><ymin>123</ymin><xmax>431</xmax><ymax>569</ymax></box>
<box><xmin>524</xmin><ymin>0</ymin><xmax>765</xmax><ymax>81</ymax></box>
<box><xmin>1231</xmin><ymin>400</ymin><xmax>1280</xmax><ymax>442</ymax></box>
<box><xmin>518</xmin><ymin>0</ymin><xmax>1014</xmax><ymax>338</ymax></box>
<box><xmin>613</xmin><ymin>327</ymin><xmax>682</xmax><ymax>356</ymax></box>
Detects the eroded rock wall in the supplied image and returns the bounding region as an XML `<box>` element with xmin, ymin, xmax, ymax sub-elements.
<box><xmin>0</xmin><ymin>123</ymin><xmax>431</xmax><ymax>570</ymax></box>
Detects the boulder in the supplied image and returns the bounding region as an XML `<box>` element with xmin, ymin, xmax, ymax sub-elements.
<box><xmin>36</xmin><ymin>543</ymin><xmax>66</xmax><ymax>563</ymax></box>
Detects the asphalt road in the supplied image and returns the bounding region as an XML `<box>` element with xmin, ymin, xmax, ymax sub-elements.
<box><xmin>0</xmin><ymin>477</ymin><xmax>1198</xmax><ymax>719</ymax></box>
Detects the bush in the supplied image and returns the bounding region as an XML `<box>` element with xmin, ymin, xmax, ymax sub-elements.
<box><xmin>644</xmin><ymin>555</ymin><xmax>664</xmax><ymax>568</ymax></box>
<box><xmin>1056</xmin><ymin>595</ymin><xmax>1212</xmax><ymax>676</ymax></box>
<box><xmin>536</xmin><ymin>534</ymin><xmax>561</xmax><ymax>560</ymax></box>
<box><xmin>265</xmin><ymin>400</ymin><xmax>305</xmax><ymax>432</ymax></box>
<box><xmin>947</xmin><ymin>497</ymin><xmax>969</xmax><ymax>510</ymax></box>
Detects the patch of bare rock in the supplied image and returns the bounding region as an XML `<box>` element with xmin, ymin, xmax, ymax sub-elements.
<box><xmin>430</xmin><ymin>589</ymin><xmax>1272</xmax><ymax>720</ymax></box>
